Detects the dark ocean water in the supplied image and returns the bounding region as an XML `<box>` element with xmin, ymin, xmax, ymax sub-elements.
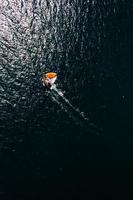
<box><xmin>0</xmin><ymin>0</ymin><xmax>133</xmax><ymax>198</ymax></box>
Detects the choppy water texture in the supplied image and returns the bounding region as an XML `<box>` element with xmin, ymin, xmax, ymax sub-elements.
<box><xmin>0</xmin><ymin>0</ymin><xmax>133</xmax><ymax>197</ymax></box>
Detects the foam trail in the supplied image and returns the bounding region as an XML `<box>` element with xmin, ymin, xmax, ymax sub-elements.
<box><xmin>48</xmin><ymin>86</ymin><xmax>101</xmax><ymax>136</ymax></box>
<box><xmin>50</xmin><ymin>85</ymin><xmax>89</xmax><ymax>123</ymax></box>
<box><xmin>50</xmin><ymin>91</ymin><xmax>77</xmax><ymax>123</ymax></box>
<box><xmin>48</xmin><ymin>85</ymin><xmax>101</xmax><ymax>135</ymax></box>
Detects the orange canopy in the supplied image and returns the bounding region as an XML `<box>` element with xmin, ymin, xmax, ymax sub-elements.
<box><xmin>45</xmin><ymin>72</ymin><xmax>57</xmax><ymax>79</ymax></box>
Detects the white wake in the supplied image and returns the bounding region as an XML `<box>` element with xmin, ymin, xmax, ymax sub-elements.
<box><xmin>46</xmin><ymin>84</ymin><xmax>101</xmax><ymax>135</ymax></box>
<box><xmin>50</xmin><ymin>84</ymin><xmax>90</xmax><ymax>125</ymax></box>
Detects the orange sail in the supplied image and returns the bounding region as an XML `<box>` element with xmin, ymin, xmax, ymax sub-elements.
<box><xmin>45</xmin><ymin>72</ymin><xmax>57</xmax><ymax>79</ymax></box>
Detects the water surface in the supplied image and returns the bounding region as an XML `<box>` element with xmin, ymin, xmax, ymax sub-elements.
<box><xmin>0</xmin><ymin>0</ymin><xmax>133</xmax><ymax>197</ymax></box>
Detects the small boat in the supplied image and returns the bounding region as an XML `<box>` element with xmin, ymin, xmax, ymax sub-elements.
<box><xmin>42</xmin><ymin>72</ymin><xmax>57</xmax><ymax>89</ymax></box>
